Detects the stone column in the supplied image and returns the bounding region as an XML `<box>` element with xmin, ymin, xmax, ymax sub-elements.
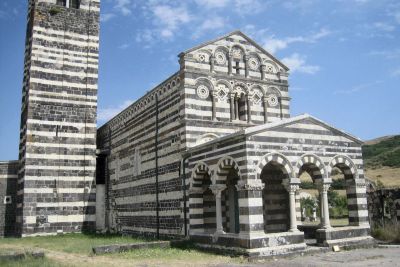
<box><xmin>235</xmin><ymin>97</ymin><xmax>239</xmax><ymax>120</ymax></box>
<box><xmin>228</xmin><ymin>54</ymin><xmax>233</xmax><ymax>76</ymax></box>
<box><xmin>263</xmin><ymin>96</ymin><xmax>268</xmax><ymax>123</ymax></box>
<box><xmin>246</xmin><ymin>94</ymin><xmax>251</xmax><ymax>123</ymax></box>
<box><xmin>261</xmin><ymin>65</ymin><xmax>266</xmax><ymax>80</ymax></box>
<box><xmin>229</xmin><ymin>93</ymin><xmax>235</xmax><ymax>121</ymax></box>
<box><xmin>317</xmin><ymin>182</ymin><xmax>332</xmax><ymax>229</ymax></box>
<box><xmin>244</xmin><ymin>55</ymin><xmax>249</xmax><ymax>78</ymax></box>
<box><xmin>210</xmin><ymin>184</ymin><xmax>226</xmax><ymax>234</ymax></box>
<box><xmin>211</xmin><ymin>91</ymin><xmax>217</xmax><ymax>121</ymax></box>
<box><xmin>283</xmin><ymin>181</ymin><xmax>300</xmax><ymax>232</ymax></box>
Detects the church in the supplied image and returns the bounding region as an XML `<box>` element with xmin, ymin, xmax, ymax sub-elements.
<box><xmin>0</xmin><ymin>0</ymin><xmax>373</xmax><ymax>257</ymax></box>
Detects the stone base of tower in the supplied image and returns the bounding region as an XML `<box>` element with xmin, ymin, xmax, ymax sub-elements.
<box><xmin>316</xmin><ymin>225</ymin><xmax>375</xmax><ymax>248</ymax></box>
<box><xmin>190</xmin><ymin>231</ymin><xmax>306</xmax><ymax>258</ymax></box>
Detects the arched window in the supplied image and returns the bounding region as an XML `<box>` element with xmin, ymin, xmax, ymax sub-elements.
<box><xmin>57</xmin><ymin>0</ymin><xmax>80</xmax><ymax>9</ymax></box>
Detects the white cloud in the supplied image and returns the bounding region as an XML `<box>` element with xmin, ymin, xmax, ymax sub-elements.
<box><xmin>334</xmin><ymin>80</ymin><xmax>383</xmax><ymax>94</ymax></box>
<box><xmin>262</xmin><ymin>28</ymin><xmax>331</xmax><ymax>54</ymax></box>
<box><xmin>192</xmin><ymin>16</ymin><xmax>227</xmax><ymax>39</ymax></box>
<box><xmin>114</xmin><ymin>0</ymin><xmax>132</xmax><ymax>16</ymax></box>
<box><xmin>152</xmin><ymin>5</ymin><xmax>191</xmax><ymax>39</ymax></box>
<box><xmin>97</xmin><ymin>100</ymin><xmax>134</xmax><ymax>123</ymax></box>
<box><xmin>234</xmin><ymin>0</ymin><xmax>264</xmax><ymax>15</ymax></box>
<box><xmin>100</xmin><ymin>13</ymin><xmax>116</xmax><ymax>22</ymax></box>
<box><xmin>281</xmin><ymin>53</ymin><xmax>320</xmax><ymax>74</ymax></box>
<box><xmin>372</xmin><ymin>22</ymin><xmax>395</xmax><ymax>32</ymax></box>
<box><xmin>392</xmin><ymin>68</ymin><xmax>400</xmax><ymax>77</ymax></box>
<box><xmin>195</xmin><ymin>0</ymin><xmax>229</xmax><ymax>8</ymax></box>
<box><xmin>118</xmin><ymin>43</ymin><xmax>130</xmax><ymax>49</ymax></box>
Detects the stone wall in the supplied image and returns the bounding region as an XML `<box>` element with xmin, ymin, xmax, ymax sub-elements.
<box><xmin>0</xmin><ymin>161</ymin><xmax>19</xmax><ymax>237</ymax></box>
<box><xmin>17</xmin><ymin>0</ymin><xmax>100</xmax><ymax>236</ymax></box>
<box><xmin>97</xmin><ymin>73</ymin><xmax>184</xmax><ymax>237</ymax></box>
<box><xmin>367</xmin><ymin>188</ymin><xmax>400</xmax><ymax>228</ymax></box>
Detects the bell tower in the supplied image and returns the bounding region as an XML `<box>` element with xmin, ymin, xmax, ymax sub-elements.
<box><xmin>17</xmin><ymin>0</ymin><xmax>100</xmax><ymax>236</ymax></box>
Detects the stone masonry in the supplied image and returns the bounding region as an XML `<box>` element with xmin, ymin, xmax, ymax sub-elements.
<box><xmin>0</xmin><ymin>161</ymin><xmax>19</xmax><ymax>237</ymax></box>
<box><xmin>17</xmin><ymin>0</ymin><xmax>100</xmax><ymax>236</ymax></box>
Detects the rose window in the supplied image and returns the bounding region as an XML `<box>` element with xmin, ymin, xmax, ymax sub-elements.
<box><xmin>197</xmin><ymin>85</ymin><xmax>210</xmax><ymax>99</ymax></box>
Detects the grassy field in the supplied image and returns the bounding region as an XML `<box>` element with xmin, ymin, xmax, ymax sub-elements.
<box><xmin>0</xmin><ymin>233</ymin><xmax>244</xmax><ymax>267</ymax></box>
<box><xmin>365</xmin><ymin>167</ymin><xmax>400</xmax><ymax>188</ymax></box>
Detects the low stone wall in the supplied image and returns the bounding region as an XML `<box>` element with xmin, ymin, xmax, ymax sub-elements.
<box><xmin>0</xmin><ymin>161</ymin><xmax>18</xmax><ymax>237</ymax></box>
<box><xmin>367</xmin><ymin>189</ymin><xmax>400</xmax><ymax>228</ymax></box>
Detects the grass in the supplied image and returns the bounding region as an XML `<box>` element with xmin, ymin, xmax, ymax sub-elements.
<box><xmin>0</xmin><ymin>232</ymin><xmax>147</xmax><ymax>254</ymax></box>
<box><xmin>364</xmin><ymin>167</ymin><xmax>400</xmax><ymax>188</ymax></box>
<box><xmin>371</xmin><ymin>224</ymin><xmax>400</xmax><ymax>243</ymax></box>
<box><xmin>0</xmin><ymin>255</ymin><xmax>66</xmax><ymax>267</ymax></box>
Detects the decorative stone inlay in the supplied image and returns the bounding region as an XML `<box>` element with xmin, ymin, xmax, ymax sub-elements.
<box><xmin>232</xmin><ymin>48</ymin><xmax>242</xmax><ymax>60</ymax></box>
<box><xmin>195</xmin><ymin>53</ymin><xmax>207</xmax><ymax>63</ymax></box>
<box><xmin>216</xmin><ymin>84</ymin><xmax>229</xmax><ymax>101</ymax></box>
<box><xmin>215</xmin><ymin>51</ymin><xmax>226</xmax><ymax>65</ymax></box>
<box><xmin>267</xmin><ymin>94</ymin><xmax>279</xmax><ymax>107</ymax></box>
<box><xmin>252</xmin><ymin>90</ymin><xmax>263</xmax><ymax>105</ymax></box>
<box><xmin>248</xmin><ymin>57</ymin><xmax>259</xmax><ymax>70</ymax></box>
<box><xmin>197</xmin><ymin>85</ymin><xmax>210</xmax><ymax>99</ymax></box>
<box><xmin>233</xmin><ymin>85</ymin><xmax>245</xmax><ymax>96</ymax></box>
<box><xmin>266</xmin><ymin>64</ymin><xmax>275</xmax><ymax>73</ymax></box>
<box><xmin>236</xmin><ymin>180</ymin><xmax>264</xmax><ymax>191</ymax></box>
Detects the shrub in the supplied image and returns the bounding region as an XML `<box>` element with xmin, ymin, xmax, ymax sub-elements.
<box><xmin>371</xmin><ymin>224</ymin><xmax>400</xmax><ymax>243</ymax></box>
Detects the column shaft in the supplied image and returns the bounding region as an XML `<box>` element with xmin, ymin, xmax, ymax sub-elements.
<box><xmin>263</xmin><ymin>98</ymin><xmax>268</xmax><ymax>123</ymax></box>
<box><xmin>246</xmin><ymin>95</ymin><xmax>251</xmax><ymax>123</ymax></box>
<box><xmin>215</xmin><ymin>191</ymin><xmax>224</xmax><ymax>233</ymax></box>
<box><xmin>211</xmin><ymin>93</ymin><xmax>216</xmax><ymax>121</ymax></box>
<box><xmin>230</xmin><ymin>96</ymin><xmax>235</xmax><ymax>121</ymax></box>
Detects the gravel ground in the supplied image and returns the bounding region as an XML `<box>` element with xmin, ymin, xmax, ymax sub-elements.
<box><xmin>217</xmin><ymin>246</ymin><xmax>400</xmax><ymax>267</ymax></box>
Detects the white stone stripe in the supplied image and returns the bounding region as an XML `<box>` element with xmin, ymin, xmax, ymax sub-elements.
<box><xmin>27</xmin><ymin>119</ymin><xmax>97</xmax><ymax>128</ymax></box>
<box><xmin>349</xmin><ymin>210</ymin><xmax>368</xmax><ymax>217</ymax></box>
<box><xmin>120</xmin><ymin>226</ymin><xmax>180</xmax><ymax>235</ymax></box>
<box><xmin>239</xmin><ymin>198</ymin><xmax>263</xmax><ymax>207</ymax></box>
<box><xmin>348</xmin><ymin>198</ymin><xmax>367</xmax><ymax>205</ymax></box>
<box><xmin>30</xmin><ymin>66</ymin><xmax>98</xmax><ymax>78</ymax></box>
<box><xmin>26</xmin><ymin>142</ymin><xmax>96</xmax><ymax>149</ymax></box>
<box><xmin>22</xmin><ymin>188</ymin><xmax>96</xmax><ymax>194</ymax></box>
<box><xmin>24</xmin><ymin>214</ymin><xmax>96</xmax><ymax>224</ymax></box>
<box><xmin>115</xmin><ymin>192</ymin><xmax>182</xmax><ymax>205</ymax></box>
<box><xmin>35</xmin><ymin>201</ymin><xmax>96</xmax><ymax>208</ymax></box>
<box><xmin>33</xmin><ymin>33</ymin><xmax>99</xmax><ymax>48</ymax></box>
<box><xmin>24</xmin><ymin>165</ymin><xmax>96</xmax><ymax>171</ymax></box>
<box><xmin>33</xmin><ymin>26</ymin><xmax>99</xmax><ymax>41</ymax></box>
<box><xmin>24</xmin><ymin>176</ymin><xmax>95</xmax><ymax>181</ymax></box>
<box><xmin>30</xmin><ymin>78</ymin><xmax>98</xmax><ymax>90</ymax></box>
<box><xmin>239</xmin><ymin>214</ymin><xmax>264</xmax><ymax>224</ymax></box>
<box><xmin>80</xmin><ymin>6</ymin><xmax>100</xmax><ymax>12</ymax></box>
<box><xmin>0</xmin><ymin>175</ymin><xmax>17</xmax><ymax>179</ymax></box>
<box><xmin>26</xmin><ymin>130</ymin><xmax>95</xmax><ymax>138</ymax></box>
<box><xmin>118</xmin><ymin>210</ymin><xmax>181</xmax><ymax>216</ymax></box>
<box><xmin>25</xmin><ymin>153</ymin><xmax>95</xmax><ymax>160</ymax></box>
<box><xmin>29</xmin><ymin>96</ymin><xmax>97</xmax><ymax>106</ymax></box>
<box><xmin>29</xmin><ymin>89</ymin><xmax>98</xmax><ymax>100</ymax></box>
<box><xmin>32</xmin><ymin>45</ymin><xmax>98</xmax><ymax>58</ymax></box>
<box><xmin>31</xmin><ymin>50</ymin><xmax>99</xmax><ymax>63</ymax></box>
<box><xmin>31</xmin><ymin>56</ymin><xmax>98</xmax><ymax>69</ymax></box>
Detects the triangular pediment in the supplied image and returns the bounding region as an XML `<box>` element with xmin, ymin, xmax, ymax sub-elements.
<box><xmin>180</xmin><ymin>30</ymin><xmax>289</xmax><ymax>72</ymax></box>
<box><xmin>245</xmin><ymin>114</ymin><xmax>363</xmax><ymax>145</ymax></box>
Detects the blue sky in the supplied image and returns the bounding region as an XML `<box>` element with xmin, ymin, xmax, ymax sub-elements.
<box><xmin>0</xmin><ymin>0</ymin><xmax>399</xmax><ymax>160</ymax></box>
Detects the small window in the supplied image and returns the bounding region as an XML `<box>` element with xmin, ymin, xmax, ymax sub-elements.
<box><xmin>4</xmin><ymin>196</ymin><xmax>12</xmax><ymax>204</ymax></box>
<box><xmin>70</xmin><ymin>0</ymin><xmax>80</xmax><ymax>9</ymax></box>
<box><xmin>56</xmin><ymin>0</ymin><xmax>66</xmax><ymax>6</ymax></box>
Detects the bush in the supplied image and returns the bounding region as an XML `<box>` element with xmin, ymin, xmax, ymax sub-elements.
<box><xmin>300</xmin><ymin>181</ymin><xmax>316</xmax><ymax>189</ymax></box>
<box><xmin>372</xmin><ymin>224</ymin><xmax>400</xmax><ymax>243</ymax></box>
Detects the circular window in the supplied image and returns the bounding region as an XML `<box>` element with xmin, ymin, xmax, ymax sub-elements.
<box><xmin>197</xmin><ymin>85</ymin><xmax>210</xmax><ymax>99</ymax></box>
<box><xmin>267</xmin><ymin>94</ymin><xmax>279</xmax><ymax>107</ymax></box>
<box><xmin>215</xmin><ymin>51</ymin><xmax>226</xmax><ymax>65</ymax></box>
<box><xmin>248</xmin><ymin>58</ymin><xmax>259</xmax><ymax>70</ymax></box>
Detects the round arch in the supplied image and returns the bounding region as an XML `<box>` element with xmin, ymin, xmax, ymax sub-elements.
<box><xmin>215</xmin><ymin>156</ymin><xmax>241</xmax><ymax>184</ymax></box>
<box><xmin>294</xmin><ymin>154</ymin><xmax>328</xmax><ymax>181</ymax></box>
<box><xmin>190</xmin><ymin>162</ymin><xmax>213</xmax><ymax>190</ymax></box>
<box><xmin>328</xmin><ymin>155</ymin><xmax>358</xmax><ymax>180</ymax></box>
<box><xmin>256</xmin><ymin>152</ymin><xmax>294</xmax><ymax>180</ymax></box>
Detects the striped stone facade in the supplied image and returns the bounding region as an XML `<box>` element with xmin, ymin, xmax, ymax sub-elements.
<box><xmin>17</xmin><ymin>0</ymin><xmax>100</xmax><ymax>236</ymax></box>
<box><xmin>0</xmin><ymin>161</ymin><xmax>19</xmax><ymax>237</ymax></box>
<box><xmin>96</xmin><ymin>31</ymin><xmax>372</xmax><ymax>253</ymax></box>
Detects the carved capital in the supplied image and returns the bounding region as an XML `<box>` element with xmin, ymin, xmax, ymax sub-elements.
<box><xmin>209</xmin><ymin>184</ymin><xmax>226</xmax><ymax>196</ymax></box>
<box><xmin>316</xmin><ymin>182</ymin><xmax>331</xmax><ymax>192</ymax></box>
<box><xmin>282</xmin><ymin>180</ymin><xmax>300</xmax><ymax>193</ymax></box>
<box><xmin>236</xmin><ymin>180</ymin><xmax>264</xmax><ymax>191</ymax></box>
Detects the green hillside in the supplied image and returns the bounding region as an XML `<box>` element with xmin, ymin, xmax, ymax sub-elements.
<box><xmin>362</xmin><ymin>135</ymin><xmax>400</xmax><ymax>168</ymax></box>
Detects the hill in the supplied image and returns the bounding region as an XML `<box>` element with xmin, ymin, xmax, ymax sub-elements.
<box><xmin>362</xmin><ymin>135</ymin><xmax>400</xmax><ymax>188</ymax></box>
<box><xmin>362</xmin><ymin>135</ymin><xmax>400</xmax><ymax>168</ymax></box>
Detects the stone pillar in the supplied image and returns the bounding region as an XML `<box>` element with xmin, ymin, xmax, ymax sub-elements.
<box><xmin>317</xmin><ymin>182</ymin><xmax>332</xmax><ymax>229</ymax></box>
<box><xmin>244</xmin><ymin>55</ymin><xmax>249</xmax><ymax>78</ymax></box>
<box><xmin>246</xmin><ymin>94</ymin><xmax>251</xmax><ymax>123</ymax></box>
<box><xmin>263</xmin><ymin>96</ymin><xmax>268</xmax><ymax>123</ymax></box>
<box><xmin>210</xmin><ymin>184</ymin><xmax>226</xmax><ymax>234</ymax></box>
<box><xmin>283</xmin><ymin>181</ymin><xmax>300</xmax><ymax>232</ymax></box>
<box><xmin>229</xmin><ymin>93</ymin><xmax>235</xmax><ymax>121</ymax></box>
<box><xmin>235</xmin><ymin>97</ymin><xmax>239</xmax><ymax>120</ymax></box>
<box><xmin>211</xmin><ymin>91</ymin><xmax>217</xmax><ymax>121</ymax></box>
<box><xmin>261</xmin><ymin>65</ymin><xmax>266</xmax><ymax>80</ymax></box>
<box><xmin>228</xmin><ymin>54</ymin><xmax>233</xmax><ymax>76</ymax></box>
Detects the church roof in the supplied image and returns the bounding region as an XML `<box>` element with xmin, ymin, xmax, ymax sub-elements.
<box><xmin>179</xmin><ymin>30</ymin><xmax>289</xmax><ymax>71</ymax></box>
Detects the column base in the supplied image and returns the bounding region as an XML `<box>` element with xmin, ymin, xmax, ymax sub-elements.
<box><xmin>316</xmin><ymin>225</ymin><xmax>372</xmax><ymax>247</ymax></box>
